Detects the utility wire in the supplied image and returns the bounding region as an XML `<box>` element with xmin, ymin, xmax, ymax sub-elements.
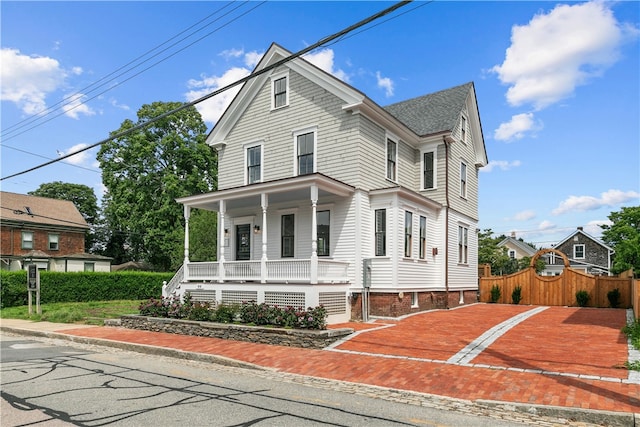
<box><xmin>0</xmin><ymin>1</ymin><xmax>264</xmax><ymax>142</ymax></box>
<box><xmin>1</xmin><ymin>1</ymin><xmax>413</xmax><ymax>182</ymax></box>
<box><xmin>1</xmin><ymin>143</ymin><xmax>100</xmax><ymax>174</ymax></box>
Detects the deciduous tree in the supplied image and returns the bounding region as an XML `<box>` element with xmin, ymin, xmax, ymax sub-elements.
<box><xmin>97</xmin><ymin>101</ymin><xmax>217</xmax><ymax>271</ymax></box>
<box><xmin>600</xmin><ymin>206</ymin><xmax>640</xmax><ymax>276</ymax></box>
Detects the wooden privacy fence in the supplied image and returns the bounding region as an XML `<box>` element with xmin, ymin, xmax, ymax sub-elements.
<box><xmin>479</xmin><ymin>249</ymin><xmax>633</xmax><ymax>308</ymax></box>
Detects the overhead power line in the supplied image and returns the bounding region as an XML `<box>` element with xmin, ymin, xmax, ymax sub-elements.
<box><xmin>1</xmin><ymin>1</ymin><xmax>413</xmax><ymax>182</ymax></box>
<box><xmin>0</xmin><ymin>0</ymin><xmax>266</xmax><ymax>142</ymax></box>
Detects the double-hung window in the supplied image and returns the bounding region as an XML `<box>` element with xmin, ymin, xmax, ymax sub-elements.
<box><xmin>458</xmin><ymin>225</ymin><xmax>468</xmax><ymax>264</ymax></box>
<box><xmin>419</xmin><ymin>216</ymin><xmax>426</xmax><ymax>259</ymax></box>
<box><xmin>404</xmin><ymin>211</ymin><xmax>412</xmax><ymax>258</ymax></box>
<box><xmin>246</xmin><ymin>145</ymin><xmax>262</xmax><ymax>184</ymax></box>
<box><xmin>49</xmin><ymin>234</ymin><xmax>59</xmax><ymax>251</ymax></box>
<box><xmin>281</xmin><ymin>214</ymin><xmax>295</xmax><ymax>258</ymax></box>
<box><xmin>374</xmin><ymin>209</ymin><xmax>386</xmax><ymax>256</ymax></box>
<box><xmin>296</xmin><ymin>131</ymin><xmax>315</xmax><ymax>175</ymax></box>
<box><xmin>22</xmin><ymin>231</ymin><xmax>33</xmax><ymax>250</ymax></box>
<box><xmin>574</xmin><ymin>244</ymin><xmax>585</xmax><ymax>259</ymax></box>
<box><xmin>317</xmin><ymin>210</ymin><xmax>330</xmax><ymax>256</ymax></box>
<box><xmin>460</xmin><ymin>161</ymin><xmax>467</xmax><ymax>199</ymax></box>
<box><xmin>272</xmin><ymin>74</ymin><xmax>288</xmax><ymax>109</ymax></box>
<box><xmin>423</xmin><ymin>150</ymin><xmax>435</xmax><ymax>190</ymax></box>
<box><xmin>386</xmin><ymin>138</ymin><xmax>397</xmax><ymax>181</ymax></box>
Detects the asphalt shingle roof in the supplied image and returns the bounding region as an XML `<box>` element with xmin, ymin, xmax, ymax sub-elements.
<box><xmin>0</xmin><ymin>191</ymin><xmax>88</xmax><ymax>229</ymax></box>
<box><xmin>383</xmin><ymin>82</ymin><xmax>473</xmax><ymax>137</ymax></box>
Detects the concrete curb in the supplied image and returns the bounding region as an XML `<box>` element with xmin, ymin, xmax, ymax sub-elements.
<box><xmin>0</xmin><ymin>326</ymin><xmax>268</xmax><ymax>372</ymax></box>
<box><xmin>476</xmin><ymin>400</ymin><xmax>638</xmax><ymax>427</ymax></box>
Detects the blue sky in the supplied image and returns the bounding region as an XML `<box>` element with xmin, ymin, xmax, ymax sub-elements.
<box><xmin>1</xmin><ymin>1</ymin><xmax>638</xmax><ymax>247</ymax></box>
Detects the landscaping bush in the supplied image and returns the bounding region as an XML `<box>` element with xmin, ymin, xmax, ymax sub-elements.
<box><xmin>137</xmin><ymin>296</ymin><xmax>328</xmax><ymax>330</ymax></box>
<box><xmin>490</xmin><ymin>284</ymin><xmax>501</xmax><ymax>303</ymax></box>
<box><xmin>511</xmin><ymin>285</ymin><xmax>522</xmax><ymax>305</ymax></box>
<box><xmin>1</xmin><ymin>270</ymin><xmax>171</xmax><ymax>309</ymax></box>
<box><xmin>607</xmin><ymin>288</ymin><xmax>621</xmax><ymax>308</ymax></box>
<box><xmin>576</xmin><ymin>290</ymin><xmax>590</xmax><ymax>307</ymax></box>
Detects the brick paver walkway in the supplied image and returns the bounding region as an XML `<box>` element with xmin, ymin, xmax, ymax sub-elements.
<box><xmin>54</xmin><ymin>304</ymin><xmax>640</xmax><ymax>413</ymax></box>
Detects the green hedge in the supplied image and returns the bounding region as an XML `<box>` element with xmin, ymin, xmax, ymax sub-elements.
<box><xmin>0</xmin><ymin>271</ymin><xmax>173</xmax><ymax>309</ymax></box>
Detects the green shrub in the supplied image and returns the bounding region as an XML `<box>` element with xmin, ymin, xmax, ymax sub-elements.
<box><xmin>490</xmin><ymin>284</ymin><xmax>501</xmax><ymax>303</ymax></box>
<box><xmin>607</xmin><ymin>288</ymin><xmax>621</xmax><ymax>308</ymax></box>
<box><xmin>576</xmin><ymin>290</ymin><xmax>590</xmax><ymax>307</ymax></box>
<box><xmin>623</xmin><ymin>319</ymin><xmax>640</xmax><ymax>352</ymax></box>
<box><xmin>1</xmin><ymin>271</ymin><xmax>172</xmax><ymax>309</ymax></box>
<box><xmin>511</xmin><ymin>286</ymin><xmax>522</xmax><ymax>305</ymax></box>
<box><xmin>213</xmin><ymin>303</ymin><xmax>239</xmax><ymax>323</ymax></box>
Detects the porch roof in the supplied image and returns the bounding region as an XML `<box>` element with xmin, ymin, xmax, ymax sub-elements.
<box><xmin>176</xmin><ymin>173</ymin><xmax>355</xmax><ymax>211</ymax></box>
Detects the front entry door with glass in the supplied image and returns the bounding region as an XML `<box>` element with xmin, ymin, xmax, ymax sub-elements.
<box><xmin>235</xmin><ymin>224</ymin><xmax>251</xmax><ymax>260</ymax></box>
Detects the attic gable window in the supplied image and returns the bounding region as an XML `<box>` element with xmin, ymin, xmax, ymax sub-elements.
<box><xmin>460</xmin><ymin>116</ymin><xmax>467</xmax><ymax>143</ymax></box>
<box><xmin>423</xmin><ymin>150</ymin><xmax>435</xmax><ymax>190</ymax></box>
<box><xmin>386</xmin><ymin>138</ymin><xmax>397</xmax><ymax>181</ymax></box>
<box><xmin>574</xmin><ymin>244</ymin><xmax>585</xmax><ymax>259</ymax></box>
<box><xmin>271</xmin><ymin>71</ymin><xmax>289</xmax><ymax>110</ymax></box>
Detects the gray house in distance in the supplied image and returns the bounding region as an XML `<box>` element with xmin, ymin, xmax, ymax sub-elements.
<box><xmin>544</xmin><ymin>227</ymin><xmax>614</xmax><ymax>276</ymax></box>
<box><xmin>165</xmin><ymin>43</ymin><xmax>487</xmax><ymax>323</ymax></box>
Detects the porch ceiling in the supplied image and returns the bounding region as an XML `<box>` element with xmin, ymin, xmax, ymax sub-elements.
<box><xmin>177</xmin><ymin>173</ymin><xmax>354</xmax><ymax>211</ymax></box>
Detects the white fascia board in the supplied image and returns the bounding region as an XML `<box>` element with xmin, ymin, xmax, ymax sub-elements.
<box><xmin>466</xmin><ymin>87</ymin><xmax>488</xmax><ymax>167</ymax></box>
<box><xmin>343</xmin><ymin>99</ymin><xmax>419</xmax><ymax>147</ymax></box>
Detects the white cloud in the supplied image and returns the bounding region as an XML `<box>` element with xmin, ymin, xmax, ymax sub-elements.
<box><xmin>552</xmin><ymin>189</ymin><xmax>640</xmax><ymax>215</ymax></box>
<box><xmin>185</xmin><ymin>66</ymin><xmax>251</xmax><ymax>124</ymax></box>
<box><xmin>376</xmin><ymin>71</ymin><xmax>394</xmax><ymax>97</ymax></box>
<box><xmin>303</xmin><ymin>48</ymin><xmax>348</xmax><ymax>82</ymax></box>
<box><xmin>481</xmin><ymin>159</ymin><xmax>522</xmax><ymax>172</ymax></box>
<box><xmin>538</xmin><ymin>220</ymin><xmax>556</xmax><ymax>231</ymax></box>
<box><xmin>1</xmin><ymin>48</ymin><xmax>67</xmax><ymax>115</ymax></box>
<box><xmin>61</xmin><ymin>93</ymin><xmax>95</xmax><ymax>119</ymax></box>
<box><xmin>110</xmin><ymin>98</ymin><xmax>130</xmax><ymax>111</ymax></box>
<box><xmin>514</xmin><ymin>210</ymin><xmax>536</xmax><ymax>221</ymax></box>
<box><xmin>220</xmin><ymin>48</ymin><xmax>244</xmax><ymax>60</ymax></box>
<box><xmin>494</xmin><ymin>113</ymin><xmax>541</xmax><ymax>141</ymax></box>
<box><xmin>491</xmin><ymin>1</ymin><xmax>636</xmax><ymax>109</ymax></box>
<box><xmin>243</xmin><ymin>50</ymin><xmax>263</xmax><ymax>68</ymax></box>
<box><xmin>58</xmin><ymin>143</ymin><xmax>92</xmax><ymax>165</ymax></box>
<box><xmin>584</xmin><ymin>219</ymin><xmax>610</xmax><ymax>237</ymax></box>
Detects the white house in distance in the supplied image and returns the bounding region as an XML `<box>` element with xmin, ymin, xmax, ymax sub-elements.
<box><xmin>165</xmin><ymin>43</ymin><xmax>487</xmax><ymax>323</ymax></box>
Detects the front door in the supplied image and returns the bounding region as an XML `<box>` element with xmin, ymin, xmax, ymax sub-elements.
<box><xmin>235</xmin><ymin>224</ymin><xmax>251</xmax><ymax>260</ymax></box>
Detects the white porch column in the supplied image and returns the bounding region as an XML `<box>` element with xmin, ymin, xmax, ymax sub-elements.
<box><xmin>310</xmin><ymin>184</ymin><xmax>318</xmax><ymax>284</ymax></box>
<box><xmin>183</xmin><ymin>205</ymin><xmax>191</xmax><ymax>263</ymax></box>
<box><xmin>261</xmin><ymin>193</ymin><xmax>268</xmax><ymax>283</ymax></box>
<box><xmin>218</xmin><ymin>200</ymin><xmax>226</xmax><ymax>283</ymax></box>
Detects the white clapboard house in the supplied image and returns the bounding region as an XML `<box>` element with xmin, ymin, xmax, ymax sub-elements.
<box><xmin>164</xmin><ymin>43</ymin><xmax>487</xmax><ymax>324</ymax></box>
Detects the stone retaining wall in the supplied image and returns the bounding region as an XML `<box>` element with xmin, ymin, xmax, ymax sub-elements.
<box><xmin>118</xmin><ymin>315</ymin><xmax>354</xmax><ymax>349</ymax></box>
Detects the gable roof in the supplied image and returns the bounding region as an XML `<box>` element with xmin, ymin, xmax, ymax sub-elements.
<box><xmin>383</xmin><ymin>83</ymin><xmax>473</xmax><ymax>136</ymax></box>
<box><xmin>208</xmin><ymin>43</ymin><xmax>487</xmax><ymax>168</ymax></box>
<box><xmin>497</xmin><ymin>236</ymin><xmax>537</xmax><ymax>257</ymax></box>
<box><xmin>554</xmin><ymin>228</ymin><xmax>613</xmax><ymax>252</ymax></box>
<box><xmin>0</xmin><ymin>191</ymin><xmax>89</xmax><ymax>230</ymax></box>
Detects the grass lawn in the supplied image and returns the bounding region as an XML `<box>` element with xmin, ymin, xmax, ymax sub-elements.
<box><xmin>0</xmin><ymin>300</ymin><xmax>141</xmax><ymax>325</ymax></box>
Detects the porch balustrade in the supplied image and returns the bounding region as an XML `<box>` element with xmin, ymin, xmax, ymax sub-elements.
<box><xmin>184</xmin><ymin>259</ymin><xmax>349</xmax><ymax>284</ymax></box>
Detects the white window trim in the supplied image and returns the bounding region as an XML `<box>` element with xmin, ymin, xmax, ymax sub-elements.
<box><xmin>270</xmin><ymin>70</ymin><xmax>289</xmax><ymax>110</ymax></box>
<box><xmin>280</xmin><ymin>212</ymin><xmax>296</xmax><ymax>258</ymax></box>
<box><xmin>574</xmin><ymin>244</ymin><xmax>585</xmax><ymax>259</ymax></box>
<box><xmin>374</xmin><ymin>208</ymin><xmax>387</xmax><ymax>257</ymax></box>
<box><xmin>49</xmin><ymin>233</ymin><xmax>60</xmax><ymax>251</ymax></box>
<box><xmin>244</xmin><ymin>141</ymin><xmax>264</xmax><ymax>184</ymax></box>
<box><xmin>420</xmin><ymin>147</ymin><xmax>437</xmax><ymax>190</ymax></box>
<box><xmin>459</xmin><ymin>160</ymin><xmax>468</xmax><ymax>199</ymax></box>
<box><xmin>460</xmin><ymin>114</ymin><xmax>467</xmax><ymax>144</ymax></box>
<box><xmin>458</xmin><ymin>224</ymin><xmax>469</xmax><ymax>265</ymax></box>
<box><xmin>292</xmin><ymin>126</ymin><xmax>317</xmax><ymax>176</ymax></box>
<box><xmin>385</xmin><ymin>133</ymin><xmax>399</xmax><ymax>183</ymax></box>
<box><xmin>22</xmin><ymin>231</ymin><xmax>34</xmax><ymax>250</ymax></box>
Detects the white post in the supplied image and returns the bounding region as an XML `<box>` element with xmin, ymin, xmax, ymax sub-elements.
<box><xmin>261</xmin><ymin>193</ymin><xmax>268</xmax><ymax>283</ymax></box>
<box><xmin>183</xmin><ymin>205</ymin><xmax>191</xmax><ymax>263</ymax></box>
<box><xmin>218</xmin><ymin>200</ymin><xmax>226</xmax><ymax>283</ymax></box>
<box><xmin>310</xmin><ymin>185</ymin><xmax>318</xmax><ymax>284</ymax></box>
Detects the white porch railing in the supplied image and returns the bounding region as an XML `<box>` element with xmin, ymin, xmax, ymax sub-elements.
<box><xmin>183</xmin><ymin>259</ymin><xmax>349</xmax><ymax>284</ymax></box>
